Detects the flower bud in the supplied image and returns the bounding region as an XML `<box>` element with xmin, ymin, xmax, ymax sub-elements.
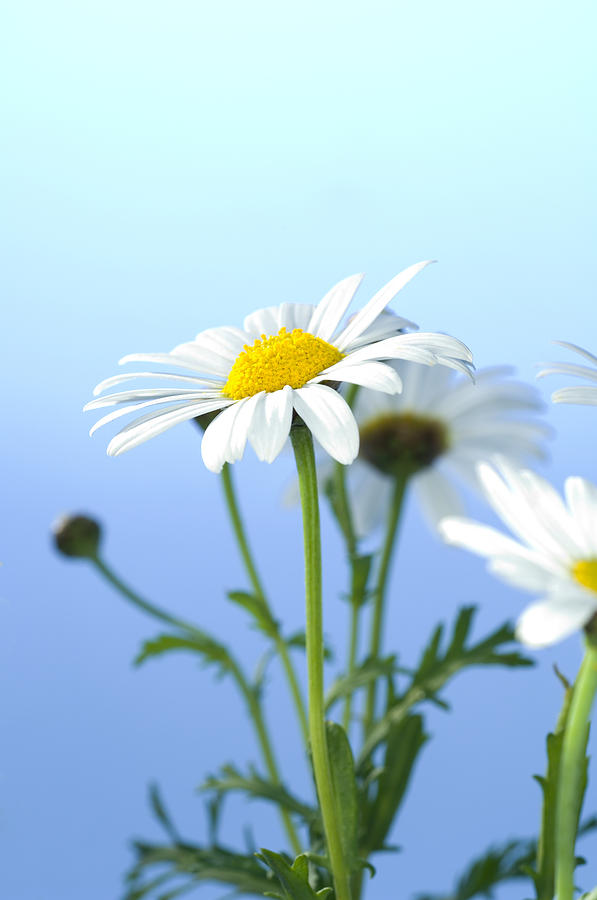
<box><xmin>52</xmin><ymin>514</ymin><xmax>102</xmax><ymax>559</ymax></box>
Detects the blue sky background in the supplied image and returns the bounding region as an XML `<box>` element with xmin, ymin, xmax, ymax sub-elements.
<box><xmin>2</xmin><ymin>1</ymin><xmax>596</xmax><ymax>898</ymax></box>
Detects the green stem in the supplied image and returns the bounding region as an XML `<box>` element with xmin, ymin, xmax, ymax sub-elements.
<box><xmin>92</xmin><ymin>556</ymin><xmax>197</xmax><ymax>634</ymax></box>
<box><xmin>363</xmin><ymin>472</ymin><xmax>408</xmax><ymax>737</ymax></box>
<box><xmin>291</xmin><ymin>425</ymin><xmax>352</xmax><ymax>900</ymax></box>
<box><xmin>90</xmin><ymin>555</ymin><xmax>302</xmax><ymax>855</ymax></box>
<box><xmin>220</xmin><ymin>464</ymin><xmax>309</xmax><ymax>747</ymax></box>
<box><xmin>555</xmin><ymin>641</ymin><xmax>597</xmax><ymax>900</ymax></box>
<box><xmin>331</xmin><ymin>460</ymin><xmax>362</xmax><ymax>735</ymax></box>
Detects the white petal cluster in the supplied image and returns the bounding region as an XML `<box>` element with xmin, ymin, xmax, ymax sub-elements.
<box><xmin>342</xmin><ymin>363</ymin><xmax>549</xmax><ymax>537</ymax></box>
<box><xmin>440</xmin><ymin>460</ymin><xmax>597</xmax><ymax>648</ymax></box>
<box><xmin>537</xmin><ymin>342</ymin><xmax>597</xmax><ymax>406</ymax></box>
<box><xmin>86</xmin><ymin>262</ymin><xmax>473</xmax><ymax>473</ymax></box>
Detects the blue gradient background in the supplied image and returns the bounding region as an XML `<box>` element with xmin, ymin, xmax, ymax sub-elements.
<box><xmin>2</xmin><ymin>1</ymin><xmax>596</xmax><ymax>898</ymax></box>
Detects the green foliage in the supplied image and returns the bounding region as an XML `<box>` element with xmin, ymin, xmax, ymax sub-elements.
<box><xmin>227</xmin><ymin>590</ymin><xmax>280</xmax><ymax>639</ymax></box>
<box><xmin>347</xmin><ymin>553</ymin><xmax>374</xmax><ymax>608</ymax></box>
<box><xmin>200</xmin><ymin>764</ymin><xmax>320</xmax><ymax>833</ymax></box>
<box><xmin>256</xmin><ymin>850</ymin><xmax>333</xmax><ymax>899</ymax></box>
<box><xmin>126</xmin><ymin>840</ymin><xmax>278</xmax><ymax>899</ymax></box>
<box><xmin>361</xmin><ymin>714</ymin><xmax>427</xmax><ymax>855</ymax></box>
<box><xmin>325</xmin><ymin>656</ymin><xmax>397</xmax><ymax>712</ymax></box>
<box><xmin>415</xmin><ymin>838</ymin><xmax>537</xmax><ymax>900</ymax></box>
<box><xmin>580</xmin><ymin>889</ymin><xmax>597</xmax><ymax>900</ymax></box>
<box><xmin>526</xmin><ymin>668</ymin><xmax>590</xmax><ymax>900</ymax></box>
<box><xmin>134</xmin><ymin>630</ymin><xmax>240</xmax><ymax>680</ymax></box>
<box><xmin>325</xmin><ymin>722</ymin><xmax>359</xmax><ymax>870</ymax></box>
<box><xmin>359</xmin><ymin>607</ymin><xmax>533</xmax><ymax>765</ymax></box>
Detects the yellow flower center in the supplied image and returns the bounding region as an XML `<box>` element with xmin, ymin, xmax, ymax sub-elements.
<box><xmin>223</xmin><ymin>327</ymin><xmax>344</xmax><ymax>399</ymax></box>
<box><xmin>572</xmin><ymin>558</ymin><xmax>597</xmax><ymax>594</ymax></box>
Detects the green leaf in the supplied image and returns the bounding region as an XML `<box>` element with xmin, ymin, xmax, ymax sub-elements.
<box><xmin>126</xmin><ymin>841</ymin><xmax>277</xmax><ymax>899</ymax></box>
<box><xmin>415</xmin><ymin>838</ymin><xmax>536</xmax><ymax>900</ymax></box>
<box><xmin>358</xmin><ymin>607</ymin><xmax>533</xmax><ymax>766</ymax></box>
<box><xmin>227</xmin><ymin>590</ymin><xmax>280</xmax><ymax>638</ymax></box>
<box><xmin>361</xmin><ymin>714</ymin><xmax>428</xmax><ymax>854</ymax></box>
<box><xmin>325</xmin><ymin>722</ymin><xmax>359</xmax><ymax>869</ymax></box>
<box><xmin>133</xmin><ymin>630</ymin><xmax>239</xmax><ymax>680</ymax></box>
<box><xmin>580</xmin><ymin>889</ymin><xmax>597</xmax><ymax>900</ymax></box>
<box><xmin>348</xmin><ymin>554</ymin><xmax>374</xmax><ymax>608</ymax></box>
<box><xmin>200</xmin><ymin>764</ymin><xmax>321</xmax><ymax>832</ymax></box>
<box><xmin>148</xmin><ymin>783</ymin><xmax>181</xmax><ymax>844</ymax></box>
<box><xmin>325</xmin><ymin>656</ymin><xmax>397</xmax><ymax>712</ymax></box>
<box><xmin>257</xmin><ymin>849</ymin><xmax>329</xmax><ymax>899</ymax></box>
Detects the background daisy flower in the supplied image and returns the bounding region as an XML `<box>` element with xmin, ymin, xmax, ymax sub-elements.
<box><xmin>86</xmin><ymin>262</ymin><xmax>473</xmax><ymax>473</ymax></box>
<box><xmin>336</xmin><ymin>362</ymin><xmax>549</xmax><ymax>537</ymax></box>
<box><xmin>537</xmin><ymin>341</ymin><xmax>597</xmax><ymax>406</ymax></box>
<box><xmin>440</xmin><ymin>460</ymin><xmax>597</xmax><ymax>648</ymax></box>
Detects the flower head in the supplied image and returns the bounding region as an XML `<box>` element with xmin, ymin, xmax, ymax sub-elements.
<box><xmin>85</xmin><ymin>262</ymin><xmax>473</xmax><ymax>473</ymax></box>
<box><xmin>440</xmin><ymin>459</ymin><xmax>597</xmax><ymax>648</ymax></box>
<box><xmin>537</xmin><ymin>342</ymin><xmax>597</xmax><ymax>406</ymax></box>
<box><xmin>337</xmin><ymin>363</ymin><xmax>549</xmax><ymax>537</ymax></box>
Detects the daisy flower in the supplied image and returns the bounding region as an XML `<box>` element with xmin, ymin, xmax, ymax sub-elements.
<box><xmin>336</xmin><ymin>362</ymin><xmax>549</xmax><ymax>537</ymax></box>
<box><xmin>537</xmin><ymin>341</ymin><xmax>597</xmax><ymax>406</ymax></box>
<box><xmin>85</xmin><ymin>262</ymin><xmax>473</xmax><ymax>473</ymax></box>
<box><xmin>440</xmin><ymin>459</ymin><xmax>597</xmax><ymax>648</ymax></box>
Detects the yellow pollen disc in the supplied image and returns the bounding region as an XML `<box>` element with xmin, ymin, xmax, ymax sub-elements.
<box><xmin>572</xmin><ymin>558</ymin><xmax>597</xmax><ymax>594</ymax></box>
<box><xmin>223</xmin><ymin>327</ymin><xmax>344</xmax><ymax>399</ymax></box>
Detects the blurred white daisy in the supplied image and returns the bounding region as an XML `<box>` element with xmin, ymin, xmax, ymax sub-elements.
<box><xmin>440</xmin><ymin>460</ymin><xmax>597</xmax><ymax>648</ymax></box>
<box><xmin>537</xmin><ymin>341</ymin><xmax>597</xmax><ymax>406</ymax></box>
<box><xmin>85</xmin><ymin>262</ymin><xmax>473</xmax><ymax>473</ymax></box>
<box><xmin>338</xmin><ymin>362</ymin><xmax>549</xmax><ymax>536</ymax></box>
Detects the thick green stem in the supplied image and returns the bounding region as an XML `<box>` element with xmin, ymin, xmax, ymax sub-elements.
<box><xmin>363</xmin><ymin>472</ymin><xmax>408</xmax><ymax>737</ymax></box>
<box><xmin>291</xmin><ymin>426</ymin><xmax>352</xmax><ymax>900</ymax></box>
<box><xmin>555</xmin><ymin>641</ymin><xmax>597</xmax><ymax>900</ymax></box>
<box><xmin>90</xmin><ymin>555</ymin><xmax>301</xmax><ymax>855</ymax></box>
<box><xmin>220</xmin><ymin>464</ymin><xmax>309</xmax><ymax>747</ymax></box>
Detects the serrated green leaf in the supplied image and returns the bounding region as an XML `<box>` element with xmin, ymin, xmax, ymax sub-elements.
<box><xmin>125</xmin><ymin>841</ymin><xmax>277</xmax><ymax>899</ymax></box>
<box><xmin>362</xmin><ymin>714</ymin><xmax>427</xmax><ymax>854</ymax></box>
<box><xmin>359</xmin><ymin>607</ymin><xmax>533</xmax><ymax>766</ymax></box>
<box><xmin>257</xmin><ymin>849</ymin><xmax>323</xmax><ymax>899</ymax></box>
<box><xmin>325</xmin><ymin>722</ymin><xmax>359</xmax><ymax>869</ymax></box>
<box><xmin>325</xmin><ymin>656</ymin><xmax>397</xmax><ymax>712</ymax></box>
<box><xmin>134</xmin><ymin>630</ymin><xmax>239</xmax><ymax>680</ymax></box>
<box><xmin>200</xmin><ymin>764</ymin><xmax>321</xmax><ymax>832</ymax></box>
<box><xmin>227</xmin><ymin>590</ymin><xmax>280</xmax><ymax>638</ymax></box>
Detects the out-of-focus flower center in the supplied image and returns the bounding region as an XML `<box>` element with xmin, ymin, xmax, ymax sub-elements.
<box><xmin>359</xmin><ymin>412</ymin><xmax>448</xmax><ymax>477</ymax></box>
<box><xmin>223</xmin><ymin>327</ymin><xmax>344</xmax><ymax>399</ymax></box>
<box><xmin>572</xmin><ymin>558</ymin><xmax>597</xmax><ymax>594</ymax></box>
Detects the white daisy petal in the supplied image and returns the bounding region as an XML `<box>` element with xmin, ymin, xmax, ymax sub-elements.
<box><xmin>413</xmin><ymin>469</ymin><xmax>463</xmax><ymax>532</ymax></box>
<box><xmin>516</xmin><ymin>593</ymin><xmax>597</xmax><ymax>648</ymax></box>
<box><xmin>552</xmin><ymin>387</ymin><xmax>597</xmax><ymax>405</ymax></box>
<box><xmin>347</xmin><ymin>310</ymin><xmax>419</xmax><ymax>350</ymax></box>
<box><xmin>93</xmin><ymin>371</ymin><xmax>223</xmax><ymax>396</ymax></box>
<box><xmin>107</xmin><ymin>400</ymin><xmax>231</xmax><ymax>456</ymax></box>
<box><xmin>248</xmin><ymin>386</ymin><xmax>293</xmax><ymax>462</ymax></box>
<box><xmin>307</xmin><ymin>273</ymin><xmax>364</xmax><ymax>342</ymax></box>
<box><xmin>293</xmin><ymin>385</ymin><xmax>359</xmax><ymax>465</ymax></box>
<box><xmin>350</xmin><ymin>464</ymin><xmax>390</xmax><ymax>539</ymax></box>
<box><xmin>553</xmin><ymin>341</ymin><xmax>597</xmax><ymax>365</ymax></box>
<box><xmin>311</xmin><ymin>360</ymin><xmax>403</xmax><ymax>394</ymax></box>
<box><xmin>119</xmin><ymin>352</ymin><xmax>207</xmax><ymax>372</ymax></box>
<box><xmin>335</xmin><ymin>261</ymin><xmax>434</xmax><ymax>351</ymax></box>
<box><xmin>537</xmin><ymin>363</ymin><xmax>597</xmax><ymax>383</ymax></box>
<box><xmin>85</xmin><ymin>388</ymin><xmax>222</xmax><ymax>410</ymax></box>
<box><xmin>439</xmin><ymin>517</ymin><xmax>535</xmax><ymax>559</ymax></box>
<box><xmin>201</xmin><ymin>395</ymin><xmax>262</xmax><ymax>473</ymax></box>
<box><xmin>89</xmin><ymin>394</ymin><xmax>224</xmax><ymax>436</ymax></box>
<box><xmin>565</xmin><ymin>478</ymin><xmax>597</xmax><ymax>556</ymax></box>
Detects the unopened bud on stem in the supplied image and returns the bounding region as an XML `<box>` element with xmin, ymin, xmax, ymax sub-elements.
<box><xmin>52</xmin><ymin>514</ymin><xmax>102</xmax><ymax>559</ymax></box>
